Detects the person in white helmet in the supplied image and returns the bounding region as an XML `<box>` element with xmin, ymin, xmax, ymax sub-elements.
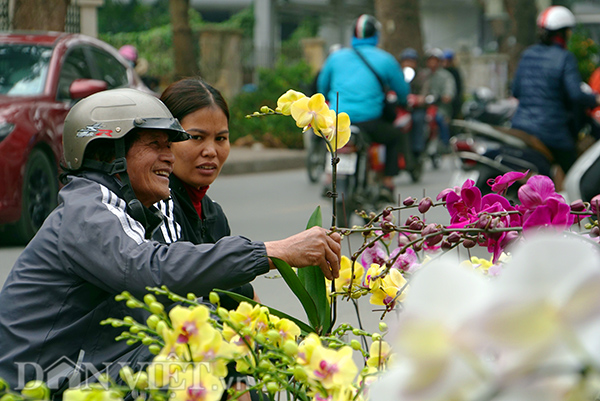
<box><xmin>511</xmin><ymin>5</ymin><xmax>600</xmax><ymax>175</ymax></box>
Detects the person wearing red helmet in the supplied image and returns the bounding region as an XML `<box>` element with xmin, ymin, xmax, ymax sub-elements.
<box><xmin>511</xmin><ymin>5</ymin><xmax>600</xmax><ymax>176</ymax></box>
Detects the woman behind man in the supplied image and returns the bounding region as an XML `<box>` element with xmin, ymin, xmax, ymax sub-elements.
<box><xmin>154</xmin><ymin>78</ymin><xmax>257</xmax><ymax>306</ymax></box>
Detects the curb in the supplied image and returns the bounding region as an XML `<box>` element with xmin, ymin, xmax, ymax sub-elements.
<box><xmin>221</xmin><ymin>147</ymin><xmax>307</xmax><ymax>175</ymax></box>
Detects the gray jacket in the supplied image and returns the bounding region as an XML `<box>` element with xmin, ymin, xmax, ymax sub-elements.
<box><xmin>0</xmin><ymin>172</ymin><xmax>269</xmax><ymax>389</ymax></box>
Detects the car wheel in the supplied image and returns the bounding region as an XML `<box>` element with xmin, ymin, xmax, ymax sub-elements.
<box><xmin>12</xmin><ymin>149</ymin><xmax>58</xmax><ymax>244</ymax></box>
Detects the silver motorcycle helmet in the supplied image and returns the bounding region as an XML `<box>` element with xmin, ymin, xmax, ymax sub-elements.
<box><xmin>63</xmin><ymin>88</ymin><xmax>188</xmax><ymax>171</ymax></box>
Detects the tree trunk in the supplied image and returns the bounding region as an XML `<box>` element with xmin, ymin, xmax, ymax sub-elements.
<box><xmin>374</xmin><ymin>0</ymin><xmax>424</xmax><ymax>58</ymax></box>
<box><xmin>13</xmin><ymin>0</ymin><xmax>70</xmax><ymax>31</ymax></box>
<box><xmin>504</xmin><ymin>0</ymin><xmax>537</xmax><ymax>79</ymax></box>
<box><xmin>169</xmin><ymin>0</ymin><xmax>198</xmax><ymax>80</ymax></box>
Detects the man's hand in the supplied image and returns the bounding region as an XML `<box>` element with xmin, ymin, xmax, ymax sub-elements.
<box><xmin>265</xmin><ymin>227</ymin><xmax>341</xmax><ymax>280</ymax></box>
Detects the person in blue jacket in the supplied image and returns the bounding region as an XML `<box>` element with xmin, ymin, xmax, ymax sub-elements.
<box><xmin>511</xmin><ymin>5</ymin><xmax>600</xmax><ymax>174</ymax></box>
<box><xmin>317</xmin><ymin>14</ymin><xmax>410</xmax><ymax>199</ymax></box>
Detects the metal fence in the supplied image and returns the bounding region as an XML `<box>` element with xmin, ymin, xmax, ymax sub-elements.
<box><xmin>0</xmin><ymin>0</ymin><xmax>10</xmax><ymax>31</ymax></box>
<box><xmin>65</xmin><ymin>0</ymin><xmax>80</xmax><ymax>33</ymax></box>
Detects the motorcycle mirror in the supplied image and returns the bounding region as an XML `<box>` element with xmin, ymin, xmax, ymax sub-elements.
<box><xmin>403</xmin><ymin>67</ymin><xmax>415</xmax><ymax>83</ymax></box>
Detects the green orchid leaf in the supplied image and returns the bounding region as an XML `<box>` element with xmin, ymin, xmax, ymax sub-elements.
<box><xmin>271</xmin><ymin>257</ymin><xmax>322</xmax><ymax>332</ymax></box>
<box><xmin>214</xmin><ymin>289</ymin><xmax>314</xmax><ymax>334</ymax></box>
<box><xmin>297</xmin><ymin>206</ymin><xmax>332</xmax><ymax>333</ymax></box>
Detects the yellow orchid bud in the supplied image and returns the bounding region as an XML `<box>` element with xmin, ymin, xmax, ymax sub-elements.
<box><xmin>146</xmin><ymin>314</ymin><xmax>160</xmax><ymax>330</ymax></box>
<box><xmin>282</xmin><ymin>340</ymin><xmax>298</xmax><ymax>356</ymax></box>
<box><xmin>133</xmin><ymin>372</ymin><xmax>149</xmax><ymax>390</ymax></box>
<box><xmin>21</xmin><ymin>381</ymin><xmax>50</xmax><ymax>400</ymax></box>
<box><xmin>149</xmin><ymin>302</ymin><xmax>164</xmax><ymax>315</ymax></box>
<box><xmin>143</xmin><ymin>294</ymin><xmax>156</xmax><ymax>305</ymax></box>
<box><xmin>148</xmin><ymin>344</ymin><xmax>162</xmax><ymax>355</ymax></box>
<box><xmin>209</xmin><ymin>292</ymin><xmax>220</xmax><ymax>305</ymax></box>
<box><xmin>276</xmin><ymin>89</ymin><xmax>306</xmax><ymax>116</ymax></box>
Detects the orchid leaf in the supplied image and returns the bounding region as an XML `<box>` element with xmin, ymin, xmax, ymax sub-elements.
<box><xmin>297</xmin><ymin>206</ymin><xmax>332</xmax><ymax>333</ymax></box>
<box><xmin>214</xmin><ymin>289</ymin><xmax>314</xmax><ymax>334</ymax></box>
<box><xmin>270</xmin><ymin>257</ymin><xmax>322</xmax><ymax>333</ymax></box>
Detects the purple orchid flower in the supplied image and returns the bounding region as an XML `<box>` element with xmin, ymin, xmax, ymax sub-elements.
<box><xmin>487</xmin><ymin>170</ymin><xmax>529</xmax><ymax>194</ymax></box>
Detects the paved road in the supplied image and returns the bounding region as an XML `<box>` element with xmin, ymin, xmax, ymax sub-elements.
<box><xmin>0</xmin><ymin>156</ymin><xmax>457</xmax><ymax>335</ymax></box>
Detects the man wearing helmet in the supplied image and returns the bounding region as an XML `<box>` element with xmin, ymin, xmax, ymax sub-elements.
<box><xmin>317</xmin><ymin>14</ymin><xmax>410</xmax><ymax>199</ymax></box>
<box><xmin>0</xmin><ymin>89</ymin><xmax>341</xmax><ymax>390</ymax></box>
<box><xmin>511</xmin><ymin>5</ymin><xmax>600</xmax><ymax>176</ymax></box>
<box><xmin>413</xmin><ymin>48</ymin><xmax>456</xmax><ymax>153</ymax></box>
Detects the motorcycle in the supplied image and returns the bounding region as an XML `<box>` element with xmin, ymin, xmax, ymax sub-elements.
<box><xmin>449</xmin><ymin>119</ymin><xmax>553</xmax><ymax>197</ymax></box>
<box><xmin>461</xmin><ymin>87</ymin><xmax>518</xmax><ymax>127</ymax></box>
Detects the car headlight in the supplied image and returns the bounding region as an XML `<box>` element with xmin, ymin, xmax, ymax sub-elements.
<box><xmin>0</xmin><ymin>122</ymin><xmax>15</xmax><ymax>142</ymax></box>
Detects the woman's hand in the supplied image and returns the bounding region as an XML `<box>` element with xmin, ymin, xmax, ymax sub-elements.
<box><xmin>265</xmin><ymin>227</ymin><xmax>341</xmax><ymax>280</ymax></box>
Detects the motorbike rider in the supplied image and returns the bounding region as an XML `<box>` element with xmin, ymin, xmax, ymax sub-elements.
<box><xmin>443</xmin><ymin>48</ymin><xmax>464</xmax><ymax>122</ymax></box>
<box><xmin>399</xmin><ymin>47</ymin><xmax>428</xmax><ymax>160</ymax></box>
<box><xmin>511</xmin><ymin>5</ymin><xmax>600</xmax><ymax>176</ymax></box>
<box><xmin>0</xmin><ymin>89</ymin><xmax>341</xmax><ymax>390</ymax></box>
<box><xmin>317</xmin><ymin>14</ymin><xmax>410</xmax><ymax>201</ymax></box>
<box><xmin>413</xmin><ymin>48</ymin><xmax>456</xmax><ymax>152</ymax></box>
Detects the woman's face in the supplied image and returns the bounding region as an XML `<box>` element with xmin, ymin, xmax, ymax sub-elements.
<box><xmin>172</xmin><ymin>106</ymin><xmax>230</xmax><ymax>188</ymax></box>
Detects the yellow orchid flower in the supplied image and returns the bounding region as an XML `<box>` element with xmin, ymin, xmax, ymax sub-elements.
<box><xmin>169</xmin><ymin>363</ymin><xmax>224</xmax><ymax>401</ymax></box>
<box><xmin>291</xmin><ymin>93</ymin><xmax>332</xmax><ymax>131</ymax></box>
<box><xmin>319</xmin><ymin>110</ymin><xmax>351</xmax><ymax>151</ymax></box>
<box><xmin>272</xmin><ymin>317</ymin><xmax>301</xmax><ymax>346</ymax></box>
<box><xmin>169</xmin><ymin>305</ymin><xmax>211</xmax><ymax>346</ymax></box>
<box><xmin>307</xmin><ymin>345</ymin><xmax>358</xmax><ymax>389</ymax></box>
<box><xmin>158</xmin><ymin>326</ymin><xmax>191</xmax><ymax>360</ymax></box>
<box><xmin>188</xmin><ymin>325</ymin><xmax>233</xmax><ymax>377</ymax></box>
<box><xmin>63</xmin><ymin>386</ymin><xmax>122</xmax><ymax>401</ymax></box>
<box><xmin>326</xmin><ymin>255</ymin><xmax>364</xmax><ymax>294</ymax></box>
<box><xmin>369</xmin><ymin>269</ymin><xmax>408</xmax><ymax>307</ymax></box>
<box><xmin>297</xmin><ymin>333</ymin><xmax>322</xmax><ymax>366</ymax></box>
<box><xmin>147</xmin><ymin>355</ymin><xmax>190</xmax><ymax>389</ymax></box>
<box><xmin>366</xmin><ymin>340</ymin><xmax>393</xmax><ymax>369</ymax></box>
<box><xmin>276</xmin><ymin>89</ymin><xmax>306</xmax><ymax>116</ymax></box>
<box><xmin>364</xmin><ymin>263</ymin><xmax>385</xmax><ymax>291</ymax></box>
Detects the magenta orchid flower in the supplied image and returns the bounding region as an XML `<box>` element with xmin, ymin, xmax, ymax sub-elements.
<box><xmin>487</xmin><ymin>170</ymin><xmax>529</xmax><ymax>194</ymax></box>
<box><xmin>517</xmin><ymin>175</ymin><xmax>573</xmax><ymax>233</ymax></box>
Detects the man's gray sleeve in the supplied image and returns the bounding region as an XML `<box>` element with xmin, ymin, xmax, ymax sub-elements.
<box><xmin>57</xmin><ymin>185</ymin><xmax>270</xmax><ymax>299</ymax></box>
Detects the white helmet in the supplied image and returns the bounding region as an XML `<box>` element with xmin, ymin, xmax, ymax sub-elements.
<box><xmin>537</xmin><ymin>6</ymin><xmax>576</xmax><ymax>31</ymax></box>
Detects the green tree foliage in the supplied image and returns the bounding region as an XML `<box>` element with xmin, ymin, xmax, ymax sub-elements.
<box><xmin>568</xmin><ymin>29</ymin><xmax>600</xmax><ymax>82</ymax></box>
<box><xmin>98</xmin><ymin>0</ymin><xmax>170</xmax><ymax>33</ymax></box>
<box><xmin>229</xmin><ymin>60</ymin><xmax>313</xmax><ymax>149</ymax></box>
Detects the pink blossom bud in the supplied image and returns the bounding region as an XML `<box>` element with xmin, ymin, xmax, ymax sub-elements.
<box><xmin>413</xmin><ymin>241</ymin><xmax>423</xmax><ymax>252</ymax></box>
<box><xmin>441</xmin><ymin>240</ymin><xmax>452</xmax><ymax>250</ymax></box>
<box><xmin>418</xmin><ymin>197</ymin><xmax>433</xmax><ymax>214</ymax></box>
<box><xmin>591</xmin><ymin>226</ymin><xmax>600</xmax><ymax>238</ymax></box>
<box><xmin>404</xmin><ymin>216</ymin><xmax>416</xmax><ymax>226</ymax></box>
<box><xmin>380</xmin><ymin>221</ymin><xmax>394</xmax><ymax>234</ymax></box>
<box><xmin>422</xmin><ymin>223</ymin><xmax>443</xmax><ymax>246</ymax></box>
<box><xmin>403</xmin><ymin>197</ymin><xmax>416</xmax><ymax>206</ymax></box>
<box><xmin>409</xmin><ymin>219</ymin><xmax>424</xmax><ymax>231</ymax></box>
<box><xmin>447</xmin><ymin>231</ymin><xmax>461</xmax><ymax>243</ymax></box>
<box><xmin>570</xmin><ymin>199</ymin><xmax>586</xmax><ymax>212</ymax></box>
<box><xmin>477</xmin><ymin>214</ymin><xmax>491</xmax><ymax>229</ymax></box>
<box><xmin>463</xmin><ymin>238</ymin><xmax>476</xmax><ymax>248</ymax></box>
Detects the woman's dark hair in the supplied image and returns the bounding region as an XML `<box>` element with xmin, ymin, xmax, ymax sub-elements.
<box><xmin>160</xmin><ymin>78</ymin><xmax>230</xmax><ymax>122</ymax></box>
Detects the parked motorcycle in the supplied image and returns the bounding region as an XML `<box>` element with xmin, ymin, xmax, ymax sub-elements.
<box><xmin>461</xmin><ymin>87</ymin><xmax>518</xmax><ymax>126</ymax></box>
<box><xmin>449</xmin><ymin>119</ymin><xmax>553</xmax><ymax>197</ymax></box>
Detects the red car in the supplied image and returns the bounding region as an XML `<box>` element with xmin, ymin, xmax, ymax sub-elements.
<box><xmin>0</xmin><ymin>31</ymin><xmax>152</xmax><ymax>244</ymax></box>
